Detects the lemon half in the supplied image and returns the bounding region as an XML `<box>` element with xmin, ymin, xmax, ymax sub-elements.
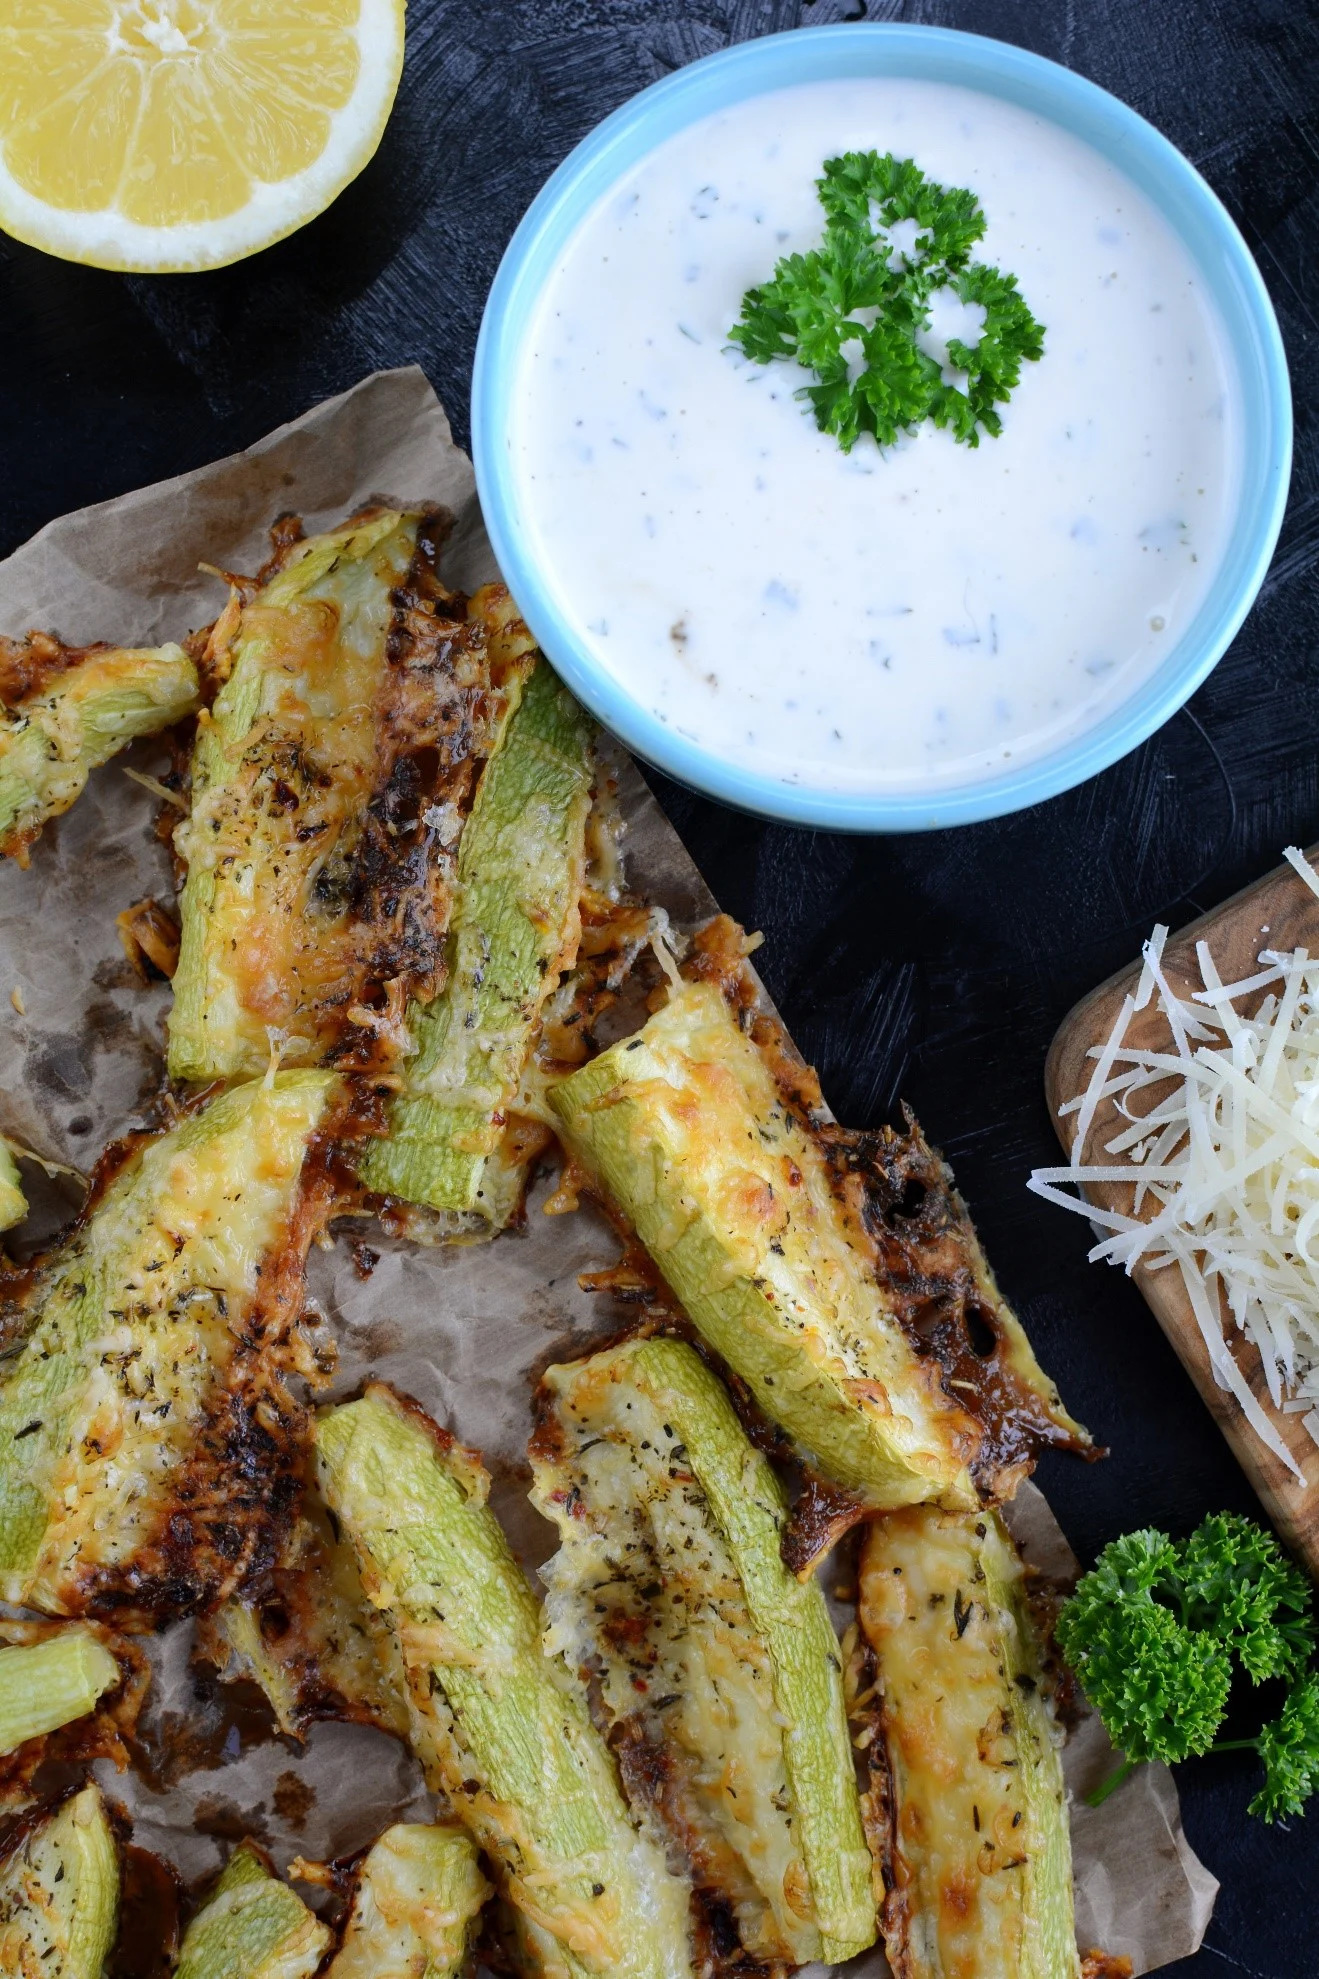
<box><xmin>0</xmin><ymin>0</ymin><xmax>406</xmax><ymax>273</ymax></box>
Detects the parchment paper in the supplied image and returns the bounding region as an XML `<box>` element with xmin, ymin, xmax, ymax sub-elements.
<box><xmin>0</xmin><ymin>368</ymin><xmax>1217</xmax><ymax>1972</ymax></box>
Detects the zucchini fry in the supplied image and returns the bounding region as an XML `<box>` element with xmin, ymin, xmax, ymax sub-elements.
<box><xmin>549</xmin><ymin>978</ymin><xmax>981</xmax><ymax>1511</ymax></box>
<box><xmin>0</xmin><ymin>633</ymin><xmax>198</xmax><ymax>864</ymax></box>
<box><xmin>0</xmin><ymin>1783</ymin><xmax>119</xmax><ymax>1978</ymax></box>
<box><xmin>853</xmin><ymin>1506</ymin><xmax>1079</xmax><ymax>1979</ymax></box>
<box><xmin>176</xmin><ymin>1844</ymin><xmax>330</xmax><ymax>1979</ymax></box>
<box><xmin>0</xmin><ymin>1071</ymin><xmax>340</xmax><ymax>1623</ymax></box>
<box><xmin>326</xmin><ymin>1824</ymin><xmax>489</xmax><ymax>1979</ymax></box>
<box><xmin>360</xmin><ymin>650</ymin><xmax>594</xmax><ymax>1219</ymax></box>
<box><xmin>0</xmin><ymin>1620</ymin><xmax>147</xmax><ymax>1809</ymax></box>
<box><xmin>531</xmin><ymin>1337</ymin><xmax>876</xmax><ymax>1969</ymax></box>
<box><xmin>315</xmin><ymin>1384</ymin><xmax>694</xmax><ymax>1979</ymax></box>
<box><xmin>0</xmin><ymin>1625</ymin><xmax>120</xmax><ymax>1756</ymax></box>
<box><xmin>168</xmin><ymin>514</ymin><xmax>527</xmax><ymax>1085</ymax></box>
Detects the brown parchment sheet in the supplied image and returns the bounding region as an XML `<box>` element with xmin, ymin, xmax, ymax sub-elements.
<box><xmin>0</xmin><ymin>367</ymin><xmax>1216</xmax><ymax>1972</ymax></box>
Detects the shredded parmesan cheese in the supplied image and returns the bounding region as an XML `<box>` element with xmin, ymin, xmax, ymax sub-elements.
<box><xmin>122</xmin><ymin>765</ymin><xmax>187</xmax><ymax>810</ymax></box>
<box><xmin>1030</xmin><ymin>848</ymin><xmax>1319</xmax><ymax>1483</ymax></box>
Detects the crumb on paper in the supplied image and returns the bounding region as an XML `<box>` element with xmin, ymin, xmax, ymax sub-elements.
<box><xmin>350</xmin><ymin>1240</ymin><xmax>379</xmax><ymax>1279</ymax></box>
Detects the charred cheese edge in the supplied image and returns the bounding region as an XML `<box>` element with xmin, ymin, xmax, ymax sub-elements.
<box><xmin>548</xmin><ymin>980</ymin><xmax>978</xmax><ymax>1510</ymax></box>
<box><xmin>0</xmin><ymin>1784</ymin><xmax>119</xmax><ymax>1979</ymax></box>
<box><xmin>199</xmin><ymin>1471</ymin><xmax>410</xmax><ymax>1742</ymax></box>
<box><xmin>0</xmin><ymin>643</ymin><xmax>199</xmax><ymax>864</ymax></box>
<box><xmin>824</xmin><ymin>1113</ymin><xmax>1089</xmax><ymax>1493</ymax></box>
<box><xmin>0</xmin><ymin>1625</ymin><xmax>120</xmax><ymax>1756</ymax></box>
<box><xmin>531</xmin><ymin>1337</ymin><xmax>876</xmax><ymax>1968</ymax></box>
<box><xmin>176</xmin><ymin>1844</ymin><xmax>330</xmax><ymax>1979</ymax></box>
<box><xmin>315</xmin><ymin>1384</ymin><xmax>694</xmax><ymax>1979</ymax></box>
<box><xmin>0</xmin><ymin>1071</ymin><xmax>338</xmax><ymax>1621</ymax></box>
<box><xmin>168</xmin><ymin>514</ymin><xmax>511</xmax><ymax>1086</ymax></box>
<box><xmin>360</xmin><ymin>650</ymin><xmax>594</xmax><ymax>1220</ymax></box>
<box><xmin>954</xmin><ymin>1227</ymin><xmax>1087</xmax><ymax>1469</ymax></box>
<box><xmin>855</xmin><ymin>1507</ymin><xmax>1079</xmax><ymax>1979</ymax></box>
<box><xmin>327</xmin><ymin>1824</ymin><xmax>490</xmax><ymax>1979</ymax></box>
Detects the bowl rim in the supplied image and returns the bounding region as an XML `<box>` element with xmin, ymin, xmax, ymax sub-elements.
<box><xmin>472</xmin><ymin>21</ymin><xmax>1292</xmax><ymax>833</ymax></box>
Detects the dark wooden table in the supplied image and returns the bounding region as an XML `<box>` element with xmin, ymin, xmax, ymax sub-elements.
<box><xmin>2</xmin><ymin>2</ymin><xmax>1316</xmax><ymax>1970</ymax></box>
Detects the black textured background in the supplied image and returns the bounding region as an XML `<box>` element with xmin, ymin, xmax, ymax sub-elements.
<box><xmin>2</xmin><ymin>3</ymin><xmax>1316</xmax><ymax>1972</ymax></box>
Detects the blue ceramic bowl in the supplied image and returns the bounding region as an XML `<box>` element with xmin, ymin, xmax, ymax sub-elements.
<box><xmin>472</xmin><ymin>24</ymin><xmax>1291</xmax><ymax>832</ymax></box>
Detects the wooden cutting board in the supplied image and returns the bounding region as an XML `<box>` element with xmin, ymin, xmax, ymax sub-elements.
<box><xmin>1046</xmin><ymin>847</ymin><xmax>1319</xmax><ymax>1574</ymax></box>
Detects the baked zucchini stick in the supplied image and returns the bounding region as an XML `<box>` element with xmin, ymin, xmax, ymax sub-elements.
<box><xmin>326</xmin><ymin>1824</ymin><xmax>490</xmax><ymax>1979</ymax></box>
<box><xmin>168</xmin><ymin>514</ymin><xmax>521</xmax><ymax>1085</ymax></box>
<box><xmin>0</xmin><ymin>1625</ymin><xmax>120</xmax><ymax>1755</ymax></box>
<box><xmin>853</xmin><ymin>1507</ymin><xmax>1079</xmax><ymax>1979</ymax></box>
<box><xmin>0</xmin><ymin>1783</ymin><xmax>119</xmax><ymax>1978</ymax></box>
<box><xmin>0</xmin><ymin>1142</ymin><xmax>25</xmax><ymax>1232</ymax></box>
<box><xmin>531</xmin><ymin>1337</ymin><xmax>876</xmax><ymax>1969</ymax></box>
<box><xmin>315</xmin><ymin>1384</ymin><xmax>694</xmax><ymax>1979</ymax></box>
<box><xmin>0</xmin><ymin>1070</ymin><xmax>339</xmax><ymax>1622</ymax></box>
<box><xmin>0</xmin><ymin>636</ymin><xmax>198</xmax><ymax>864</ymax></box>
<box><xmin>176</xmin><ymin>1843</ymin><xmax>330</xmax><ymax>1979</ymax></box>
<box><xmin>549</xmin><ymin>979</ymin><xmax>979</xmax><ymax>1510</ymax></box>
<box><xmin>360</xmin><ymin>653</ymin><xmax>594</xmax><ymax>1218</ymax></box>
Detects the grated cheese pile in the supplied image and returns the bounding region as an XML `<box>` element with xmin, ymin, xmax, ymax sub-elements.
<box><xmin>1030</xmin><ymin>846</ymin><xmax>1319</xmax><ymax>1482</ymax></box>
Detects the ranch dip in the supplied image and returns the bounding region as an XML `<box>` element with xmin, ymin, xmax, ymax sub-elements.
<box><xmin>508</xmin><ymin>78</ymin><xmax>1241</xmax><ymax>795</ymax></box>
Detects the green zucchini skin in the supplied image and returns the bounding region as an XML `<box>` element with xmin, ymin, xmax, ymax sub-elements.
<box><xmin>0</xmin><ymin>1626</ymin><xmax>120</xmax><ymax>1756</ymax></box>
<box><xmin>0</xmin><ymin>643</ymin><xmax>198</xmax><ymax>863</ymax></box>
<box><xmin>0</xmin><ymin>1143</ymin><xmax>24</xmax><ymax>1234</ymax></box>
<box><xmin>855</xmin><ymin>1506</ymin><xmax>1080</xmax><ymax>1979</ymax></box>
<box><xmin>327</xmin><ymin>1824</ymin><xmax>490</xmax><ymax>1979</ymax></box>
<box><xmin>314</xmin><ymin>1384</ymin><xmax>695</xmax><ymax>1979</ymax></box>
<box><xmin>360</xmin><ymin>656</ymin><xmax>594</xmax><ymax>1221</ymax></box>
<box><xmin>0</xmin><ymin>1784</ymin><xmax>119</xmax><ymax>1978</ymax></box>
<box><xmin>175</xmin><ymin>1844</ymin><xmax>330</xmax><ymax>1979</ymax></box>
<box><xmin>0</xmin><ymin>1071</ymin><xmax>339</xmax><ymax>1622</ymax></box>
<box><xmin>531</xmin><ymin>1336</ymin><xmax>876</xmax><ymax>1968</ymax></box>
<box><xmin>548</xmin><ymin>979</ymin><xmax>980</xmax><ymax>1511</ymax></box>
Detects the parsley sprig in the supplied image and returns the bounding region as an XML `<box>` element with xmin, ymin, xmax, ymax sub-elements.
<box><xmin>1057</xmin><ymin>1513</ymin><xmax>1319</xmax><ymax>1821</ymax></box>
<box><xmin>729</xmin><ymin>149</ymin><xmax>1044</xmax><ymax>452</ymax></box>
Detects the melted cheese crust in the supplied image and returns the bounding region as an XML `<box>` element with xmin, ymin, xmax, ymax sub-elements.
<box><xmin>858</xmin><ymin>1508</ymin><xmax>1078</xmax><ymax>1979</ymax></box>
<box><xmin>171</xmin><ymin>516</ymin><xmax>517</xmax><ymax>1085</ymax></box>
<box><xmin>174</xmin><ymin>517</ymin><xmax>415</xmax><ymax>1077</ymax></box>
<box><xmin>536</xmin><ymin>1356</ymin><xmax>808</xmax><ymax>1966</ymax></box>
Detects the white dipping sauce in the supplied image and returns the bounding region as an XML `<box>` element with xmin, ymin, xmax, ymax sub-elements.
<box><xmin>510</xmin><ymin>78</ymin><xmax>1241</xmax><ymax>793</ymax></box>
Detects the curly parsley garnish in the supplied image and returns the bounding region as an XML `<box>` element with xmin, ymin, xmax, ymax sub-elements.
<box><xmin>729</xmin><ymin>149</ymin><xmax>1044</xmax><ymax>452</ymax></box>
<box><xmin>1057</xmin><ymin>1513</ymin><xmax>1319</xmax><ymax>1820</ymax></box>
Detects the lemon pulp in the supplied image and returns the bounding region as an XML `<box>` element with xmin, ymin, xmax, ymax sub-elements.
<box><xmin>0</xmin><ymin>0</ymin><xmax>405</xmax><ymax>270</ymax></box>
